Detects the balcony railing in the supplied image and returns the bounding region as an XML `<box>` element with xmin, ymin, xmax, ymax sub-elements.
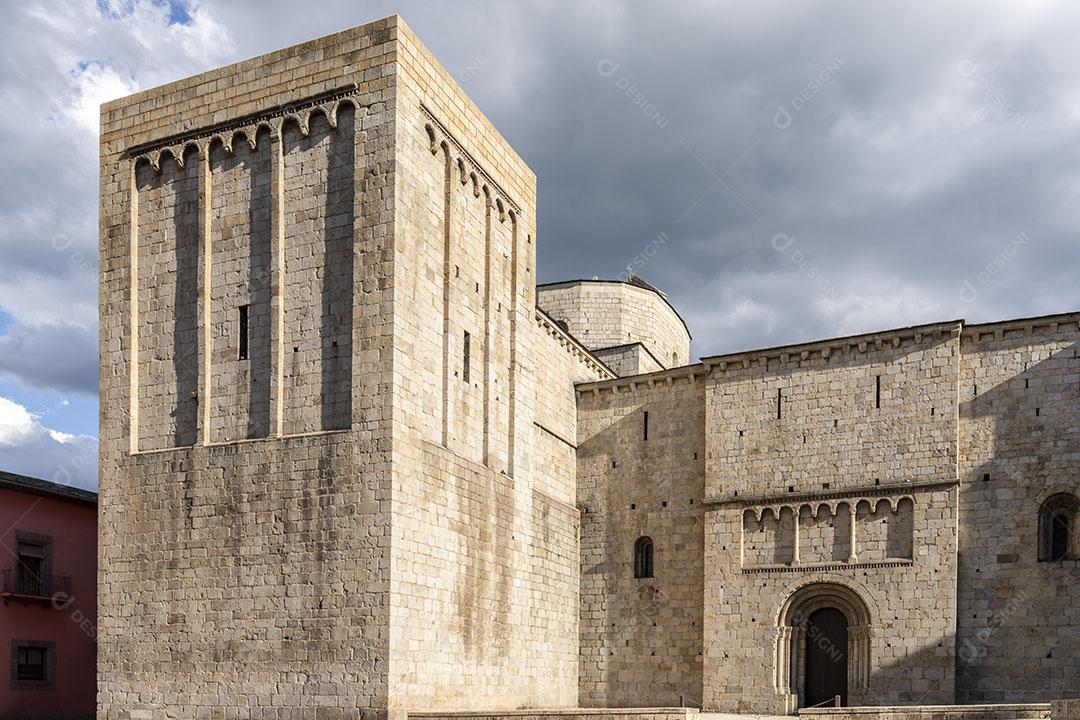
<box><xmin>1</xmin><ymin>569</ymin><xmax>71</xmax><ymax>600</ymax></box>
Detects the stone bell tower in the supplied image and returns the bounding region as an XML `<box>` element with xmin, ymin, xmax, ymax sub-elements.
<box><xmin>98</xmin><ymin>15</ymin><xmax>609</xmax><ymax>718</ymax></box>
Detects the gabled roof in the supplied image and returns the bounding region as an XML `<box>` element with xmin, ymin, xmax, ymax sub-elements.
<box><xmin>0</xmin><ymin>470</ymin><xmax>98</xmax><ymax>506</ymax></box>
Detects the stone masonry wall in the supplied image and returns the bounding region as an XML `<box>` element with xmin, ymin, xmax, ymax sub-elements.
<box><xmin>532</xmin><ymin>313</ymin><xmax>613</xmax><ymax>506</ymax></box>
<box><xmin>386</xmin><ymin>21</ymin><xmax>610</xmax><ymax>712</ymax></box>
<box><xmin>208</xmin><ymin>133</ymin><xmax>272</xmax><ymax>442</ymax></box>
<box><xmin>281</xmin><ymin>106</ymin><xmax>356</xmax><ymax>435</ymax></box>
<box><xmin>135</xmin><ymin>151</ymin><xmax>200</xmax><ymax>450</ymax></box>
<box><xmin>576</xmin><ymin>367</ymin><xmax>706</xmax><ymax>708</ymax></box>
<box><xmin>593</xmin><ymin>343</ymin><xmax>665</xmax><ymax>378</ymax></box>
<box><xmin>706</xmin><ymin>488</ymin><xmax>957</xmax><ymax>713</ymax></box>
<box><xmin>98</xmin><ymin>17</ymin><xmax>398</xmax><ymax>719</ymax></box>
<box><xmin>538</xmin><ymin>281</ymin><xmax>691</xmax><ymax>369</ymax></box>
<box><xmin>407</xmin><ymin>711</ymin><xmax>700</xmax><ymax>720</ymax></box>
<box><xmin>699</xmin><ymin>324</ymin><xmax>961</xmax><ymax>713</ymax></box>
<box><xmin>956</xmin><ymin>315</ymin><xmax>1080</xmax><ymax>703</ymax></box>
<box><xmin>101</xmin><ymin>12</ymin><xmax>1080</xmax><ymax>717</ymax></box>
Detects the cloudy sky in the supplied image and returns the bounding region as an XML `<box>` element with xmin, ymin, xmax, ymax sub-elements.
<box><xmin>2</xmin><ymin>0</ymin><xmax>1079</xmax><ymax>488</ymax></box>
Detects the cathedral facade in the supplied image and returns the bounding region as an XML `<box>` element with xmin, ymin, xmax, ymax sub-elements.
<box><xmin>97</xmin><ymin>16</ymin><xmax>1079</xmax><ymax>719</ymax></box>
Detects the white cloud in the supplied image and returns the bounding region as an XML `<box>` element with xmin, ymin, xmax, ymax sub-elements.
<box><xmin>0</xmin><ymin>397</ymin><xmax>37</xmax><ymax>446</ymax></box>
<box><xmin>68</xmin><ymin>61</ymin><xmax>139</xmax><ymax>136</ymax></box>
<box><xmin>0</xmin><ymin>318</ymin><xmax>98</xmax><ymax>397</ymax></box>
<box><xmin>0</xmin><ymin>1</ymin><xmax>234</xmax><ymax>402</ymax></box>
<box><xmin>0</xmin><ymin>396</ymin><xmax>97</xmax><ymax>490</ymax></box>
<box><xmin>3</xmin><ymin>0</ymin><xmax>1080</xmax><ymax>434</ymax></box>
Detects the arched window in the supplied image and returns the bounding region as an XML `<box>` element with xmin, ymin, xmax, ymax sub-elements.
<box><xmin>1038</xmin><ymin>493</ymin><xmax>1079</xmax><ymax>562</ymax></box>
<box><xmin>634</xmin><ymin>536</ymin><xmax>654</xmax><ymax>578</ymax></box>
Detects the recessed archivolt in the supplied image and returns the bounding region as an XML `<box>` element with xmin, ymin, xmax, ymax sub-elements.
<box><xmin>1035</xmin><ymin>483</ymin><xmax>1080</xmax><ymax>505</ymax></box>
<box><xmin>776</xmin><ymin>577</ymin><xmax>874</xmax><ymax>629</ymax></box>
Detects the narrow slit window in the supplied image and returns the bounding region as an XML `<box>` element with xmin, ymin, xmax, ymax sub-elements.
<box><xmin>777</xmin><ymin>388</ymin><xmax>783</xmax><ymax>419</ymax></box>
<box><xmin>634</xmin><ymin>536</ymin><xmax>654</xmax><ymax>578</ymax></box>
<box><xmin>1039</xmin><ymin>494</ymin><xmax>1078</xmax><ymax>561</ymax></box>
<box><xmin>643</xmin><ymin>411</ymin><xmax>649</xmax><ymax>441</ymax></box>
<box><xmin>238</xmin><ymin>305</ymin><xmax>249</xmax><ymax>361</ymax></box>
<box><xmin>462</xmin><ymin>331</ymin><xmax>471</xmax><ymax>384</ymax></box>
<box><xmin>875</xmin><ymin>374</ymin><xmax>881</xmax><ymax>409</ymax></box>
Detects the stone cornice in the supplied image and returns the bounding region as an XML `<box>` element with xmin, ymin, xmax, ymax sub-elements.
<box><xmin>592</xmin><ymin>340</ymin><xmax>666</xmax><ymax>372</ymax></box>
<box><xmin>742</xmin><ymin>559</ymin><xmax>913</xmax><ymax>574</ymax></box>
<box><xmin>125</xmin><ymin>84</ymin><xmax>366</xmax><ymax>170</ymax></box>
<box><xmin>962</xmin><ymin>310</ymin><xmax>1080</xmax><ymax>343</ymax></box>
<box><xmin>536</xmin><ymin>309</ymin><xmax>615</xmax><ymax>380</ymax></box>
<box><xmin>705</xmin><ymin>478</ymin><xmax>958</xmax><ymax>520</ymax></box>
<box><xmin>422</xmin><ymin>104</ymin><xmax>524</xmax><ymax>219</ymax></box>
<box><xmin>701</xmin><ymin>321</ymin><xmax>963</xmax><ymax>372</ymax></box>
<box><xmin>574</xmin><ymin>362</ymin><xmax>707</xmax><ymax>396</ymax></box>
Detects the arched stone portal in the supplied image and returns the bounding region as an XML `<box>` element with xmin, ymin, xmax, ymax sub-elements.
<box><xmin>775</xmin><ymin>582</ymin><xmax>872</xmax><ymax>712</ymax></box>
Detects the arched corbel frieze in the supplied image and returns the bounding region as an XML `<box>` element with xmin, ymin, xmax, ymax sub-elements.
<box><xmin>283</xmin><ymin>111</ymin><xmax>308</xmax><ymax>137</ymax></box>
<box><xmin>420</xmin><ymin>104</ymin><xmax>525</xmax><ymax>223</ymax></box>
<box><xmin>210</xmin><ymin>132</ymin><xmax>232</xmax><ymax>155</ymax></box>
<box><xmin>425</xmin><ymin>123</ymin><xmax>437</xmax><ymax>154</ymax></box>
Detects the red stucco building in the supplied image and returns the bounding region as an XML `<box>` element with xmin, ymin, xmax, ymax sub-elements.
<box><xmin>0</xmin><ymin>471</ymin><xmax>97</xmax><ymax>719</ymax></box>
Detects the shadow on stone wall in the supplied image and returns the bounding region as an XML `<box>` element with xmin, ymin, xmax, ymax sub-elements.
<box><xmin>245</xmin><ymin>128</ymin><xmax>272</xmax><ymax>438</ymax></box>
<box><xmin>957</xmin><ymin>340</ymin><xmax>1080</xmax><ymax>703</ymax></box>
<box><xmin>321</xmin><ymin>104</ymin><xmax>354</xmax><ymax>431</ymax></box>
<box><xmin>577</xmin><ymin>391</ymin><xmax>705</xmax><ymax>708</ymax></box>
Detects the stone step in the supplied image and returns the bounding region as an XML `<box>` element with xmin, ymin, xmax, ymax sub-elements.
<box><xmin>797</xmin><ymin>703</ymin><xmax>1052</xmax><ymax>720</ymax></box>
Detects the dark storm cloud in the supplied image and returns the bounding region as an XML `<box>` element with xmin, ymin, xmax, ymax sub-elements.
<box><xmin>3</xmin><ymin>0</ymin><xmax>1080</xmax><ymax>393</ymax></box>
<box><xmin>0</xmin><ymin>321</ymin><xmax>98</xmax><ymax>396</ymax></box>
<box><xmin>274</xmin><ymin>0</ymin><xmax>1079</xmax><ymax>356</ymax></box>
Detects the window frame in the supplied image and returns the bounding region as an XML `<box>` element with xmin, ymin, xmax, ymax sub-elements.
<box><xmin>462</xmin><ymin>331</ymin><xmax>471</xmax><ymax>384</ymax></box>
<box><xmin>1038</xmin><ymin>493</ymin><xmax>1079</xmax><ymax>562</ymax></box>
<box><xmin>11</xmin><ymin>640</ymin><xmax>55</xmax><ymax>690</ymax></box>
<box><xmin>14</xmin><ymin>531</ymin><xmax>52</xmax><ymax>597</ymax></box>
<box><xmin>237</xmin><ymin>304</ymin><xmax>250</xmax><ymax>361</ymax></box>
<box><xmin>634</xmin><ymin>536</ymin><xmax>654</xmax><ymax>579</ymax></box>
